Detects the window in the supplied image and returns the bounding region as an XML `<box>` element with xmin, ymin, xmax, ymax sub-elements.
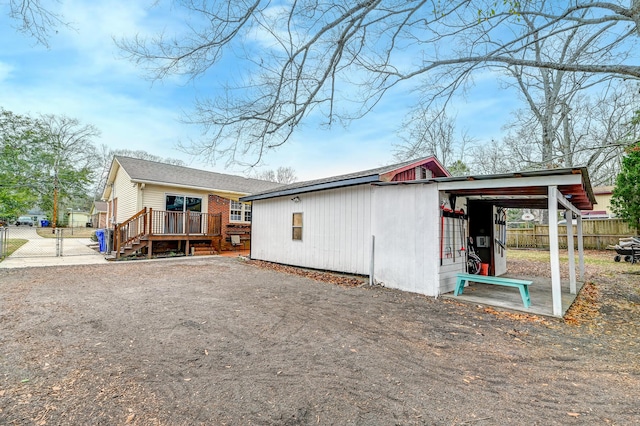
<box><xmin>230</xmin><ymin>201</ymin><xmax>251</xmax><ymax>222</ymax></box>
<box><xmin>244</xmin><ymin>203</ymin><xmax>252</xmax><ymax>222</ymax></box>
<box><xmin>292</xmin><ymin>212</ymin><xmax>303</xmax><ymax>240</ymax></box>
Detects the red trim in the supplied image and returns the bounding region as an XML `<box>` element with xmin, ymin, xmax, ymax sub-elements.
<box><xmin>379</xmin><ymin>156</ymin><xmax>450</xmax><ymax>182</ymax></box>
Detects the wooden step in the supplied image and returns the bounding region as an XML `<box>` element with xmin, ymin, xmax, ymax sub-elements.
<box><xmin>192</xmin><ymin>246</ymin><xmax>218</xmax><ymax>256</ymax></box>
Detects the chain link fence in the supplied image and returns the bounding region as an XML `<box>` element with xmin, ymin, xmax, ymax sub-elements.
<box><xmin>0</xmin><ymin>225</ymin><xmax>100</xmax><ymax>259</ymax></box>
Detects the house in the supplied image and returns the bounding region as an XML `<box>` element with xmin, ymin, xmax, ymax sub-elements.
<box><xmin>241</xmin><ymin>157</ymin><xmax>596</xmax><ymax>317</ymax></box>
<box><xmin>101</xmin><ymin>156</ymin><xmax>281</xmax><ymax>258</ymax></box>
<box><xmin>585</xmin><ymin>186</ymin><xmax>615</xmax><ymax>218</ymax></box>
<box><xmin>65</xmin><ymin>210</ymin><xmax>90</xmax><ymax>228</ymax></box>
<box><xmin>89</xmin><ymin>201</ymin><xmax>108</xmax><ymax>228</ymax></box>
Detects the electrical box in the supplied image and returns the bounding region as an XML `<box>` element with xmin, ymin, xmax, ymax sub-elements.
<box><xmin>476</xmin><ymin>235</ymin><xmax>490</xmax><ymax>248</ymax></box>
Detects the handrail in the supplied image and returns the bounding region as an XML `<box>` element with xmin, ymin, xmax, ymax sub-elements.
<box><xmin>114</xmin><ymin>207</ymin><xmax>148</xmax><ymax>259</ymax></box>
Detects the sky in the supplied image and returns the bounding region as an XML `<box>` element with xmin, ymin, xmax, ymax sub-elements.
<box><xmin>0</xmin><ymin>0</ymin><xmax>519</xmax><ymax>182</ymax></box>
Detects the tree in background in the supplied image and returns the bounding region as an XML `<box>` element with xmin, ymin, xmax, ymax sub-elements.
<box><xmin>611</xmin><ymin>115</ymin><xmax>640</xmax><ymax>233</ymax></box>
<box><xmin>254</xmin><ymin>167</ymin><xmax>297</xmax><ymax>184</ymax></box>
<box><xmin>0</xmin><ymin>108</ymin><xmax>100</xmax><ymax>224</ymax></box>
<box><xmin>6</xmin><ymin>0</ymin><xmax>67</xmax><ymax>47</ymax></box>
<box><xmin>0</xmin><ymin>109</ymin><xmax>46</xmax><ymax>219</ymax></box>
<box><xmin>94</xmin><ymin>147</ymin><xmax>187</xmax><ymax>198</ymax></box>
<box><xmin>118</xmin><ymin>1</ymin><xmax>640</xmax><ymax>166</ymax></box>
<box><xmin>393</xmin><ymin>109</ymin><xmax>472</xmax><ymax>172</ymax></box>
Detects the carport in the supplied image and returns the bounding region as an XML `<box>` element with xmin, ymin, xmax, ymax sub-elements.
<box><xmin>438</xmin><ymin>168</ymin><xmax>596</xmax><ymax>317</ymax></box>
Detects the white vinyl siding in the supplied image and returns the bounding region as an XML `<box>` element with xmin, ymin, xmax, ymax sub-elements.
<box><xmin>140</xmin><ymin>185</ymin><xmax>210</xmax><ymax>214</ymax></box>
<box><xmin>250</xmin><ymin>185</ymin><xmax>372</xmax><ymax>275</ymax></box>
<box><xmin>112</xmin><ymin>166</ymin><xmax>138</xmax><ymax>223</ymax></box>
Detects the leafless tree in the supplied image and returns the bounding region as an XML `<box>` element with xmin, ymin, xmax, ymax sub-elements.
<box><xmin>254</xmin><ymin>166</ymin><xmax>297</xmax><ymax>184</ymax></box>
<box><xmin>94</xmin><ymin>146</ymin><xmax>188</xmax><ymax>198</ymax></box>
<box><xmin>117</xmin><ymin>0</ymin><xmax>640</xmax><ymax>165</ymax></box>
<box><xmin>393</xmin><ymin>109</ymin><xmax>473</xmax><ymax>169</ymax></box>
<box><xmin>501</xmin><ymin>81</ymin><xmax>640</xmax><ymax>185</ymax></box>
<box><xmin>6</xmin><ymin>0</ymin><xmax>67</xmax><ymax>47</ymax></box>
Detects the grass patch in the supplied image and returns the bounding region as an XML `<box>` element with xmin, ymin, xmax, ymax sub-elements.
<box><xmin>36</xmin><ymin>228</ymin><xmax>96</xmax><ymax>239</ymax></box>
<box><xmin>3</xmin><ymin>239</ymin><xmax>28</xmax><ymax>257</ymax></box>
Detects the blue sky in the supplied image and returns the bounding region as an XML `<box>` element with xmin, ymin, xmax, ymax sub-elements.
<box><xmin>0</xmin><ymin>1</ymin><xmax>518</xmax><ymax>181</ymax></box>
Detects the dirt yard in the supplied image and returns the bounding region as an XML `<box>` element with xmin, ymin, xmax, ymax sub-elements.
<box><xmin>0</xmin><ymin>251</ymin><xmax>638</xmax><ymax>425</ymax></box>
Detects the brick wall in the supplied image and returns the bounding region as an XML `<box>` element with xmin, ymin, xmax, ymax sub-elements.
<box><xmin>208</xmin><ymin>194</ymin><xmax>251</xmax><ymax>251</ymax></box>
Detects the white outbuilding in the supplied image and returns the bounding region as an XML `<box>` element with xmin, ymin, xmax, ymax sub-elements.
<box><xmin>241</xmin><ymin>157</ymin><xmax>596</xmax><ymax>317</ymax></box>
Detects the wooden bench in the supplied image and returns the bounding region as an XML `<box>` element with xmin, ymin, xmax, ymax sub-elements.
<box><xmin>454</xmin><ymin>273</ymin><xmax>533</xmax><ymax>308</ymax></box>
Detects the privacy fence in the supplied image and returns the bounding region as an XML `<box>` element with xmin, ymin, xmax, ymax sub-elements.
<box><xmin>507</xmin><ymin>219</ymin><xmax>636</xmax><ymax>250</ymax></box>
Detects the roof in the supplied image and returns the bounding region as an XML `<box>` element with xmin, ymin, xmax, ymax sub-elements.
<box><xmin>104</xmin><ymin>156</ymin><xmax>282</xmax><ymax>198</ymax></box>
<box><xmin>592</xmin><ymin>185</ymin><xmax>614</xmax><ymax>195</ymax></box>
<box><xmin>383</xmin><ymin>167</ymin><xmax>596</xmax><ymax>211</ymax></box>
<box><xmin>92</xmin><ymin>201</ymin><xmax>107</xmax><ymax>212</ymax></box>
<box><xmin>241</xmin><ymin>157</ymin><xmax>449</xmax><ymax>201</ymax></box>
<box><xmin>243</xmin><ymin>159</ymin><xmax>596</xmax><ymax>211</ymax></box>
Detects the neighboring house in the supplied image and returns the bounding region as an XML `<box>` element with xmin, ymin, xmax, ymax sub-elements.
<box><xmin>241</xmin><ymin>157</ymin><xmax>596</xmax><ymax>317</ymax></box>
<box><xmin>65</xmin><ymin>210</ymin><xmax>90</xmax><ymax>228</ymax></box>
<box><xmin>90</xmin><ymin>201</ymin><xmax>108</xmax><ymax>228</ymax></box>
<box><xmin>101</xmin><ymin>156</ymin><xmax>281</xmax><ymax>258</ymax></box>
<box><xmin>587</xmin><ymin>186</ymin><xmax>615</xmax><ymax>217</ymax></box>
<box><xmin>26</xmin><ymin>208</ymin><xmax>48</xmax><ymax>227</ymax></box>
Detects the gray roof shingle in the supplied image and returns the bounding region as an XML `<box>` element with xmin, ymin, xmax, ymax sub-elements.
<box><xmin>115</xmin><ymin>156</ymin><xmax>282</xmax><ymax>194</ymax></box>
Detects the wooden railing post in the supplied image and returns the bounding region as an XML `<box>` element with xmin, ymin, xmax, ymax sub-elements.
<box><xmin>114</xmin><ymin>223</ymin><xmax>120</xmax><ymax>259</ymax></box>
<box><xmin>148</xmin><ymin>208</ymin><xmax>153</xmax><ymax>236</ymax></box>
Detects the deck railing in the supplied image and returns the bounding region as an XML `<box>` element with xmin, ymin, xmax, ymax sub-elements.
<box><xmin>148</xmin><ymin>209</ymin><xmax>222</xmax><ymax>236</ymax></box>
<box><xmin>114</xmin><ymin>208</ymin><xmax>221</xmax><ymax>257</ymax></box>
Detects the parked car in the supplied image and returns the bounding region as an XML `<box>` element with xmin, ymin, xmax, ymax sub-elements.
<box><xmin>15</xmin><ymin>216</ymin><xmax>34</xmax><ymax>226</ymax></box>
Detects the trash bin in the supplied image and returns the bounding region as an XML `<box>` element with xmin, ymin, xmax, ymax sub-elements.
<box><xmin>96</xmin><ymin>229</ymin><xmax>106</xmax><ymax>253</ymax></box>
<box><xmin>41</xmin><ymin>220</ymin><xmax>50</xmax><ymax>227</ymax></box>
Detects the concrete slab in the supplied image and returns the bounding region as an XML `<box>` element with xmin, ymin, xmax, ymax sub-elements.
<box><xmin>1</xmin><ymin>228</ymin><xmax>108</xmax><ymax>268</ymax></box>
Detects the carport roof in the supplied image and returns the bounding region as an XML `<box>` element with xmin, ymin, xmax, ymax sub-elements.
<box><xmin>379</xmin><ymin>167</ymin><xmax>596</xmax><ymax>211</ymax></box>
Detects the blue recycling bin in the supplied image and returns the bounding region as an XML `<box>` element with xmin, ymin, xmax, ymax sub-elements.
<box><xmin>96</xmin><ymin>229</ymin><xmax>106</xmax><ymax>253</ymax></box>
<box><xmin>41</xmin><ymin>220</ymin><xmax>50</xmax><ymax>227</ymax></box>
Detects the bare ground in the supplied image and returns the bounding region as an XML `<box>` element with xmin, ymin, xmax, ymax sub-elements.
<box><xmin>0</xmin><ymin>251</ymin><xmax>638</xmax><ymax>425</ymax></box>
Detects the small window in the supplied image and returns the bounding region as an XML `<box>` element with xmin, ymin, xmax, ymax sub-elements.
<box><xmin>230</xmin><ymin>201</ymin><xmax>251</xmax><ymax>222</ymax></box>
<box><xmin>292</xmin><ymin>212</ymin><xmax>303</xmax><ymax>240</ymax></box>
<box><xmin>230</xmin><ymin>201</ymin><xmax>242</xmax><ymax>221</ymax></box>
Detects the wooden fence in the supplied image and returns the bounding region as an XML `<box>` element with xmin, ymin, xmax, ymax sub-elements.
<box><xmin>507</xmin><ymin>219</ymin><xmax>636</xmax><ymax>250</ymax></box>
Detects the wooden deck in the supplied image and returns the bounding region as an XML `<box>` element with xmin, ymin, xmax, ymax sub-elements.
<box><xmin>113</xmin><ymin>208</ymin><xmax>222</xmax><ymax>259</ymax></box>
<box><xmin>443</xmin><ymin>275</ymin><xmax>582</xmax><ymax>318</ymax></box>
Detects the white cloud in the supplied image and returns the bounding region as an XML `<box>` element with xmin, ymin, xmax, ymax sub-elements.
<box><xmin>0</xmin><ymin>61</ymin><xmax>13</xmax><ymax>82</ymax></box>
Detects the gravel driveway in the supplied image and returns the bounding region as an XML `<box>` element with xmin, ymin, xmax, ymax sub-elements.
<box><xmin>0</xmin><ymin>255</ymin><xmax>638</xmax><ymax>425</ymax></box>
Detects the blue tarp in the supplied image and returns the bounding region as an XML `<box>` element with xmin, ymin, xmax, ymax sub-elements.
<box><xmin>40</xmin><ymin>220</ymin><xmax>50</xmax><ymax>227</ymax></box>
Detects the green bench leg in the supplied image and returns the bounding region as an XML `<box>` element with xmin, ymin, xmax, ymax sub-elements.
<box><xmin>517</xmin><ymin>285</ymin><xmax>531</xmax><ymax>308</ymax></box>
<box><xmin>454</xmin><ymin>277</ymin><xmax>466</xmax><ymax>296</ymax></box>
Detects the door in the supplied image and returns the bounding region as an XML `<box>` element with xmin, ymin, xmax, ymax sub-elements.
<box><xmin>165</xmin><ymin>195</ymin><xmax>202</xmax><ymax>233</ymax></box>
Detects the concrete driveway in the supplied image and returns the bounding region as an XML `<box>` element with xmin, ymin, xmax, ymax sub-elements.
<box><xmin>0</xmin><ymin>226</ymin><xmax>108</xmax><ymax>268</ymax></box>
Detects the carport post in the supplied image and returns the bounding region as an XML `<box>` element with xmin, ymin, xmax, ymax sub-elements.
<box><xmin>577</xmin><ymin>217</ymin><xmax>585</xmax><ymax>281</ymax></box>
<box><xmin>548</xmin><ymin>186</ymin><xmax>563</xmax><ymax>317</ymax></box>
<box><xmin>565</xmin><ymin>210</ymin><xmax>577</xmax><ymax>294</ymax></box>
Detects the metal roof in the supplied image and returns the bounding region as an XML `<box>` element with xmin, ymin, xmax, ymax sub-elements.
<box><xmin>241</xmin><ymin>156</ymin><xmax>448</xmax><ymax>201</ymax></box>
<box><xmin>243</xmin><ymin>162</ymin><xmax>596</xmax><ymax>211</ymax></box>
<box><xmin>378</xmin><ymin>167</ymin><xmax>596</xmax><ymax>210</ymax></box>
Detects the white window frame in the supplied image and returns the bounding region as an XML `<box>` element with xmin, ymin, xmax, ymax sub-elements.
<box><xmin>230</xmin><ymin>201</ymin><xmax>251</xmax><ymax>223</ymax></box>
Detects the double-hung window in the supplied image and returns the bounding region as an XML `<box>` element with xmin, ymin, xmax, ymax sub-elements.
<box><xmin>230</xmin><ymin>201</ymin><xmax>251</xmax><ymax>223</ymax></box>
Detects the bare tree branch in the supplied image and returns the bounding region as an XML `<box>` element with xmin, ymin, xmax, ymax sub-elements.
<box><xmin>117</xmin><ymin>0</ymin><xmax>640</xmax><ymax>165</ymax></box>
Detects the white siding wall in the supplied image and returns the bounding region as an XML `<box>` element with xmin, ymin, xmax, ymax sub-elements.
<box><xmin>112</xmin><ymin>167</ymin><xmax>138</xmax><ymax>223</ymax></box>
<box><xmin>141</xmin><ymin>185</ymin><xmax>210</xmax><ymax>213</ymax></box>
<box><xmin>251</xmin><ymin>185</ymin><xmax>372</xmax><ymax>275</ymax></box>
<box><xmin>370</xmin><ymin>184</ymin><xmax>442</xmax><ymax>296</ymax></box>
